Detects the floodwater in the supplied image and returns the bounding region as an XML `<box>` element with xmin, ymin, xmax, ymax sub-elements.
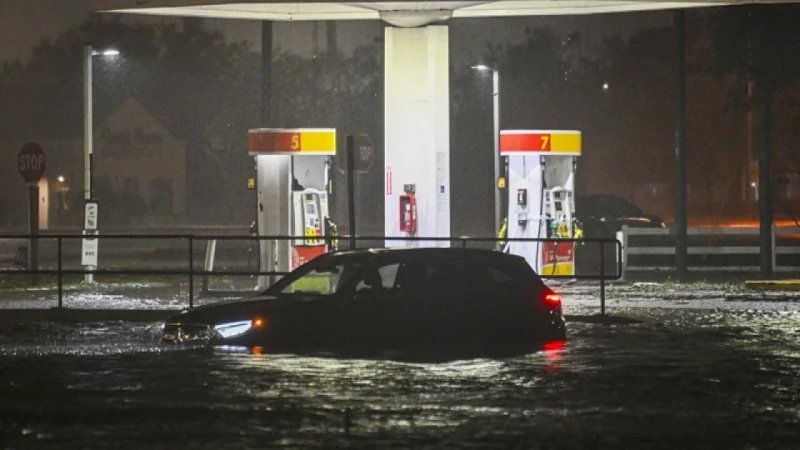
<box><xmin>2</xmin><ymin>304</ymin><xmax>800</xmax><ymax>449</ymax></box>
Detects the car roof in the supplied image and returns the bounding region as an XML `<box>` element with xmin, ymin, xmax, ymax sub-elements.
<box><xmin>322</xmin><ymin>247</ymin><xmax>525</xmax><ymax>263</ymax></box>
<box><xmin>577</xmin><ymin>194</ymin><xmax>621</xmax><ymax>201</ymax></box>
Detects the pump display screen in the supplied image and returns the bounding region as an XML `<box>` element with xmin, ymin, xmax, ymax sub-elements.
<box><xmin>306</xmin><ymin>204</ymin><xmax>316</xmax><ymax>215</ymax></box>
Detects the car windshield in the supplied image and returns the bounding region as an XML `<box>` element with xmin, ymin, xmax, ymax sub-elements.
<box><xmin>611</xmin><ymin>197</ymin><xmax>644</xmax><ymax>216</ymax></box>
<box><xmin>265</xmin><ymin>259</ymin><xmax>363</xmax><ymax>296</ymax></box>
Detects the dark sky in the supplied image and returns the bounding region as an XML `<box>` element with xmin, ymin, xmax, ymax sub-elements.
<box><xmin>1</xmin><ymin>1</ymin><xmax>673</xmax><ymax>64</ymax></box>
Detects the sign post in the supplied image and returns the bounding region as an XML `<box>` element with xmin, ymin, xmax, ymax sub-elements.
<box><xmin>18</xmin><ymin>143</ymin><xmax>46</xmax><ymax>285</ymax></box>
<box><xmin>346</xmin><ymin>135</ymin><xmax>357</xmax><ymax>250</ymax></box>
<box><xmin>339</xmin><ymin>134</ymin><xmax>372</xmax><ymax>247</ymax></box>
<box><xmin>82</xmin><ymin>201</ymin><xmax>99</xmax><ymax>283</ymax></box>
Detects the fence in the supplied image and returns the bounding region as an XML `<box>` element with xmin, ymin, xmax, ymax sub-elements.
<box><xmin>618</xmin><ymin>225</ymin><xmax>800</xmax><ymax>276</ymax></box>
<box><xmin>0</xmin><ymin>234</ymin><xmax>622</xmax><ymax>314</ymax></box>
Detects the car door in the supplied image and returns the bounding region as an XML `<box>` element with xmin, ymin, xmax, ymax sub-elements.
<box><xmin>337</xmin><ymin>258</ymin><xmax>418</xmax><ymax>354</ymax></box>
<box><xmin>415</xmin><ymin>255</ymin><xmax>476</xmax><ymax>349</ymax></box>
<box><xmin>420</xmin><ymin>256</ymin><xmax>530</xmax><ymax>353</ymax></box>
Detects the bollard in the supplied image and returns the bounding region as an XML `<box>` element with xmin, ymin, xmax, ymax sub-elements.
<box><xmin>344</xmin><ymin>407</ymin><xmax>352</xmax><ymax>434</ymax></box>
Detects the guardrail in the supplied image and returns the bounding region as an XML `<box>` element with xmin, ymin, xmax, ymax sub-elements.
<box><xmin>617</xmin><ymin>225</ymin><xmax>800</xmax><ymax>276</ymax></box>
<box><xmin>0</xmin><ymin>234</ymin><xmax>622</xmax><ymax>315</ymax></box>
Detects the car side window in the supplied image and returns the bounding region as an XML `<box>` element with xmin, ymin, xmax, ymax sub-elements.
<box><xmin>610</xmin><ymin>197</ymin><xmax>642</xmax><ymax>216</ymax></box>
<box><xmin>487</xmin><ymin>265</ymin><xmax>513</xmax><ymax>284</ymax></box>
<box><xmin>378</xmin><ymin>263</ymin><xmax>400</xmax><ymax>289</ymax></box>
<box><xmin>425</xmin><ymin>257</ymin><xmax>466</xmax><ymax>290</ymax></box>
<box><xmin>458</xmin><ymin>260</ymin><xmax>494</xmax><ymax>288</ymax></box>
<box><xmin>354</xmin><ymin>262</ymin><xmax>403</xmax><ymax>294</ymax></box>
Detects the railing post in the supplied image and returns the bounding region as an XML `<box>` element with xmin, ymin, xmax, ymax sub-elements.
<box><xmin>346</xmin><ymin>135</ymin><xmax>357</xmax><ymax>251</ymax></box>
<box><xmin>618</xmin><ymin>226</ymin><xmax>629</xmax><ymax>281</ymax></box>
<box><xmin>771</xmin><ymin>223</ymin><xmax>777</xmax><ymax>273</ymax></box>
<box><xmin>57</xmin><ymin>237</ymin><xmax>63</xmax><ymax>309</ymax></box>
<box><xmin>461</xmin><ymin>238</ymin><xmax>467</xmax><ymax>249</ymax></box>
<box><xmin>189</xmin><ymin>236</ymin><xmax>194</xmax><ymax>309</ymax></box>
<box><xmin>600</xmin><ymin>240</ymin><xmax>606</xmax><ymax>317</ymax></box>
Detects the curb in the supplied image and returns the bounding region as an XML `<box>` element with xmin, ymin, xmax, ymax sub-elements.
<box><xmin>565</xmin><ymin>314</ymin><xmax>642</xmax><ymax>324</ymax></box>
<box><xmin>744</xmin><ymin>280</ymin><xmax>800</xmax><ymax>292</ymax></box>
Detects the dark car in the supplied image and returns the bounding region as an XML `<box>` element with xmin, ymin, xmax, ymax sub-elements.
<box><xmin>163</xmin><ymin>248</ymin><xmax>566</xmax><ymax>360</ymax></box>
<box><xmin>575</xmin><ymin>194</ymin><xmax>666</xmax><ymax>238</ymax></box>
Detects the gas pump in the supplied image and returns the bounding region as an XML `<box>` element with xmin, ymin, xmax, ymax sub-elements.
<box><xmin>500</xmin><ymin>130</ymin><xmax>582</xmax><ymax>276</ymax></box>
<box><xmin>291</xmin><ymin>188</ymin><xmax>330</xmax><ymax>267</ymax></box>
<box><xmin>543</xmin><ymin>187</ymin><xmax>575</xmax><ymax>239</ymax></box>
<box><xmin>249</xmin><ymin>128</ymin><xmax>337</xmax><ymax>288</ymax></box>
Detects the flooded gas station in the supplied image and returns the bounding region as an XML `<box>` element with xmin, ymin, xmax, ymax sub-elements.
<box><xmin>3</xmin><ymin>0</ymin><xmax>800</xmax><ymax>447</ymax></box>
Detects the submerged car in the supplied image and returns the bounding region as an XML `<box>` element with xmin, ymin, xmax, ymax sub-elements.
<box><xmin>163</xmin><ymin>248</ymin><xmax>566</xmax><ymax>359</ymax></box>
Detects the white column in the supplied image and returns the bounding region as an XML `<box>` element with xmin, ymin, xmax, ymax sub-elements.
<box><xmin>83</xmin><ymin>45</ymin><xmax>96</xmax><ymax>284</ymax></box>
<box><xmin>256</xmin><ymin>155</ymin><xmax>292</xmax><ymax>289</ymax></box>
<box><xmin>384</xmin><ymin>26</ymin><xmax>450</xmax><ymax>247</ymax></box>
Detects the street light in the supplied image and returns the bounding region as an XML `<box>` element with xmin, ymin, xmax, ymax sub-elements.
<box><xmin>83</xmin><ymin>45</ymin><xmax>119</xmax><ymax>283</ymax></box>
<box><xmin>471</xmin><ymin>64</ymin><xmax>502</xmax><ymax>245</ymax></box>
<box><xmin>602</xmin><ymin>82</ymin><xmax>609</xmax><ymax>91</ymax></box>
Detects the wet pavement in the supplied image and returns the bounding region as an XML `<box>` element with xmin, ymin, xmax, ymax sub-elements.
<box><xmin>2</xmin><ymin>298</ymin><xmax>800</xmax><ymax>449</ymax></box>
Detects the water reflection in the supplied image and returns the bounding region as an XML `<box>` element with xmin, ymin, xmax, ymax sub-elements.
<box><xmin>1</xmin><ymin>307</ymin><xmax>800</xmax><ymax>448</ymax></box>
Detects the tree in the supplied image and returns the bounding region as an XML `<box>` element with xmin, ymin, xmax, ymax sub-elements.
<box><xmin>0</xmin><ymin>16</ymin><xmax>258</xmax><ymax>228</ymax></box>
<box><xmin>269</xmin><ymin>40</ymin><xmax>384</xmax><ymax>235</ymax></box>
<box><xmin>710</xmin><ymin>4</ymin><xmax>800</xmax><ymax>272</ymax></box>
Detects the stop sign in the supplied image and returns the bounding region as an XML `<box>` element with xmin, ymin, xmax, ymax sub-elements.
<box><xmin>18</xmin><ymin>142</ymin><xmax>46</xmax><ymax>183</ymax></box>
<box><xmin>339</xmin><ymin>134</ymin><xmax>374</xmax><ymax>173</ymax></box>
<box><xmin>354</xmin><ymin>134</ymin><xmax>374</xmax><ymax>172</ymax></box>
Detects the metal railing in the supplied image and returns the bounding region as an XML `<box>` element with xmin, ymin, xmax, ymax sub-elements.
<box><xmin>618</xmin><ymin>225</ymin><xmax>800</xmax><ymax>276</ymax></box>
<box><xmin>0</xmin><ymin>234</ymin><xmax>622</xmax><ymax>314</ymax></box>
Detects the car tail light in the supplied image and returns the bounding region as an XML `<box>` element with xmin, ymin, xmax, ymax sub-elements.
<box><xmin>543</xmin><ymin>340</ymin><xmax>566</xmax><ymax>351</ymax></box>
<box><xmin>543</xmin><ymin>290</ymin><xmax>562</xmax><ymax>306</ymax></box>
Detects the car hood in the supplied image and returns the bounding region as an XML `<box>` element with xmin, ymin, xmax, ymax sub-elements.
<box><xmin>576</xmin><ymin>212</ymin><xmax>663</xmax><ymax>226</ymax></box>
<box><xmin>166</xmin><ymin>294</ymin><xmax>325</xmax><ymax>326</ymax></box>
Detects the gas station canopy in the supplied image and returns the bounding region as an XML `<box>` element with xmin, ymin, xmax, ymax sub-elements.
<box><xmin>91</xmin><ymin>0</ymin><xmax>783</xmax><ymax>266</ymax></box>
<box><xmin>94</xmin><ymin>0</ymin><xmax>776</xmax><ymax>25</ymax></box>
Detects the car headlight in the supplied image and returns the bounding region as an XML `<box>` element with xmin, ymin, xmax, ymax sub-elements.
<box><xmin>214</xmin><ymin>320</ymin><xmax>253</xmax><ymax>339</ymax></box>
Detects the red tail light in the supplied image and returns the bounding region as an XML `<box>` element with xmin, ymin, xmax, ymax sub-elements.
<box><xmin>543</xmin><ymin>291</ymin><xmax>562</xmax><ymax>306</ymax></box>
<box><xmin>543</xmin><ymin>340</ymin><xmax>566</xmax><ymax>351</ymax></box>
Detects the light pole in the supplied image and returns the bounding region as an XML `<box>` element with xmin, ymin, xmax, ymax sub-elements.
<box><xmin>472</xmin><ymin>65</ymin><xmax>502</xmax><ymax>243</ymax></box>
<box><xmin>83</xmin><ymin>46</ymin><xmax>119</xmax><ymax>283</ymax></box>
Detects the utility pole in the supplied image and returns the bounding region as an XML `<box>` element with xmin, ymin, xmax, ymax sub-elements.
<box><xmin>256</xmin><ymin>21</ymin><xmax>273</xmax><ymax>289</ymax></box>
<box><xmin>757</xmin><ymin>81</ymin><xmax>774</xmax><ymax>276</ymax></box>
<box><xmin>673</xmin><ymin>10</ymin><xmax>688</xmax><ymax>279</ymax></box>
<box><xmin>492</xmin><ymin>69</ymin><xmax>502</xmax><ymax>245</ymax></box>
